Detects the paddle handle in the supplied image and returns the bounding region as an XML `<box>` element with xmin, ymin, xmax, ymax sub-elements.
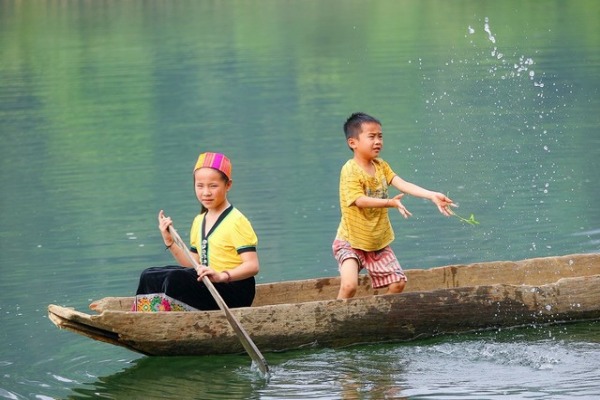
<box><xmin>167</xmin><ymin>224</ymin><xmax>269</xmax><ymax>375</ymax></box>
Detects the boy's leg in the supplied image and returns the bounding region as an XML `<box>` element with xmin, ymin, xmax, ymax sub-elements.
<box><xmin>364</xmin><ymin>246</ymin><xmax>407</xmax><ymax>294</ymax></box>
<box><xmin>337</xmin><ymin>257</ymin><xmax>360</xmax><ymax>299</ymax></box>
<box><xmin>386</xmin><ymin>280</ymin><xmax>406</xmax><ymax>294</ymax></box>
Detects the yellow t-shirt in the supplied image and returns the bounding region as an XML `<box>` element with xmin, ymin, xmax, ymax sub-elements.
<box><xmin>190</xmin><ymin>206</ymin><xmax>258</xmax><ymax>273</ymax></box>
<box><xmin>335</xmin><ymin>158</ymin><xmax>397</xmax><ymax>251</ymax></box>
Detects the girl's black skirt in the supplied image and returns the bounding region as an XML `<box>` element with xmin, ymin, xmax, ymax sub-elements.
<box><xmin>134</xmin><ymin>265</ymin><xmax>255</xmax><ymax>311</ymax></box>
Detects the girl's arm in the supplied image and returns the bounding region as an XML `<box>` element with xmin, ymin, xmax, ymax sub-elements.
<box><xmin>166</xmin><ymin>241</ymin><xmax>198</xmax><ymax>267</ymax></box>
<box><xmin>159</xmin><ymin>209</ymin><xmax>198</xmax><ymax>267</ymax></box>
<box><xmin>197</xmin><ymin>251</ymin><xmax>259</xmax><ymax>283</ymax></box>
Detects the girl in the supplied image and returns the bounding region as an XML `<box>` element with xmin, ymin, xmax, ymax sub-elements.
<box><xmin>134</xmin><ymin>152</ymin><xmax>259</xmax><ymax>311</ymax></box>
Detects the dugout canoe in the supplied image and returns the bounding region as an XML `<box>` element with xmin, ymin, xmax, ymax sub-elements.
<box><xmin>48</xmin><ymin>253</ymin><xmax>600</xmax><ymax>356</ymax></box>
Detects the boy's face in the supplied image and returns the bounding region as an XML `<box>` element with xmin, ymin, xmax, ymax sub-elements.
<box><xmin>348</xmin><ymin>122</ymin><xmax>383</xmax><ymax>159</ymax></box>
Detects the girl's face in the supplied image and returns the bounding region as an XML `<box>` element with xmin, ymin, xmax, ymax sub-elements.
<box><xmin>194</xmin><ymin>168</ymin><xmax>232</xmax><ymax>212</ymax></box>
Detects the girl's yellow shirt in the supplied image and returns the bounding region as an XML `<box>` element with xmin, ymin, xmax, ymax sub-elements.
<box><xmin>190</xmin><ymin>207</ymin><xmax>258</xmax><ymax>272</ymax></box>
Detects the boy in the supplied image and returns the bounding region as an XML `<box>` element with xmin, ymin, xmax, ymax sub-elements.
<box><xmin>333</xmin><ymin>112</ymin><xmax>454</xmax><ymax>299</ymax></box>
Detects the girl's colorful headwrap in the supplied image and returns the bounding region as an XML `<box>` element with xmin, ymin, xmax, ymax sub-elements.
<box><xmin>193</xmin><ymin>152</ymin><xmax>232</xmax><ymax>180</ymax></box>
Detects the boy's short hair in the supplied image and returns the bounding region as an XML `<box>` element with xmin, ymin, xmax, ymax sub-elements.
<box><xmin>343</xmin><ymin>112</ymin><xmax>381</xmax><ymax>140</ymax></box>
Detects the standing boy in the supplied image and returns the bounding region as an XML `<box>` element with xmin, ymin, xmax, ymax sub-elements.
<box><xmin>333</xmin><ymin>112</ymin><xmax>454</xmax><ymax>299</ymax></box>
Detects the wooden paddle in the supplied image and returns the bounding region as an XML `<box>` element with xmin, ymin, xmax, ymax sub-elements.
<box><xmin>167</xmin><ymin>223</ymin><xmax>269</xmax><ymax>376</ymax></box>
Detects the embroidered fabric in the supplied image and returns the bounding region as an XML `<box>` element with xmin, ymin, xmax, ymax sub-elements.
<box><xmin>133</xmin><ymin>293</ymin><xmax>198</xmax><ymax>312</ymax></box>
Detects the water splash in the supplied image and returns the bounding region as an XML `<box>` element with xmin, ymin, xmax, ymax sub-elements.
<box><xmin>418</xmin><ymin>16</ymin><xmax>574</xmax><ymax>257</ymax></box>
<box><xmin>484</xmin><ymin>17</ymin><xmax>496</xmax><ymax>44</ymax></box>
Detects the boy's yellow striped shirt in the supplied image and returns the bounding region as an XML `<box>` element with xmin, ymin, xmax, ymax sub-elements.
<box><xmin>336</xmin><ymin>158</ymin><xmax>397</xmax><ymax>251</ymax></box>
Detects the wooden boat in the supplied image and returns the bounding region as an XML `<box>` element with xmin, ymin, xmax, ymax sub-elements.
<box><xmin>48</xmin><ymin>253</ymin><xmax>600</xmax><ymax>356</ymax></box>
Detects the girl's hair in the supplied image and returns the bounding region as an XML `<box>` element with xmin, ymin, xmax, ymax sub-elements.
<box><xmin>343</xmin><ymin>112</ymin><xmax>381</xmax><ymax>140</ymax></box>
<box><xmin>194</xmin><ymin>168</ymin><xmax>230</xmax><ymax>214</ymax></box>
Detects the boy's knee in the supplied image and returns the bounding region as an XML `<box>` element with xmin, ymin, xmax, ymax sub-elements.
<box><xmin>338</xmin><ymin>282</ymin><xmax>358</xmax><ymax>299</ymax></box>
<box><xmin>387</xmin><ymin>280</ymin><xmax>406</xmax><ymax>294</ymax></box>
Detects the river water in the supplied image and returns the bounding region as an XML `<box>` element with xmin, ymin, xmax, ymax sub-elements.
<box><xmin>1</xmin><ymin>0</ymin><xmax>599</xmax><ymax>399</ymax></box>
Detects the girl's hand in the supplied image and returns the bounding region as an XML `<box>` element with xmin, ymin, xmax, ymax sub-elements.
<box><xmin>158</xmin><ymin>210</ymin><xmax>174</xmax><ymax>247</ymax></box>
<box><xmin>430</xmin><ymin>193</ymin><xmax>456</xmax><ymax>216</ymax></box>
<box><xmin>195</xmin><ymin>265</ymin><xmax>229</xmax><ymax>283</ymax></box>
<box><xmin>389</xmin><ymin>193</ymin><xmax>412</xmax><ymax>219</ymax></box>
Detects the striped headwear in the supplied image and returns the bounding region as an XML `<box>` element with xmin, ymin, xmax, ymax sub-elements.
<box><xmin>193</xmin><ymin>152</ymin><xmax>232</xmax><ymax>180</ymax></box>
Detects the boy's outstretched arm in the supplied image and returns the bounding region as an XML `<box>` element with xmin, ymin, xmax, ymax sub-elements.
<box><xmin>354</xmin><ymin>193</ymin><xmax>412</xmax><ymax>218</ymax></box>
<box><xmin>390</xmin><ymin>176</ymin><xmax>454</xmax><ymax>216</ymax></box>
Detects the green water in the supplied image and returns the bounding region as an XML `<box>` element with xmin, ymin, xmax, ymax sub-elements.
<box><xmin>1</xmin><ymin>0</ymin><xmax>599</xmax><ymax>398</ymax></box>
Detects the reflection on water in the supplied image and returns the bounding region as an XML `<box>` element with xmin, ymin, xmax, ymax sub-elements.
<box><xmin>67</xmin><ymin>356</ymin><xmax>268</xmax><ymax>400</ymax></box>
<box><xmin>1</xmin><ymin>0</ymin><xmax>599</xmax><ymax>399</ymax></box>
<box><xmin>59</xmin><ymin>323</ymin><xmax>600</xmax><ymax>400</ymax></box>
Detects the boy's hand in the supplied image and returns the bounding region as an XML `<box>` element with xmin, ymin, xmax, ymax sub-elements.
<box><xmin>390</xmin><ymin>194</ymin><xmax>412</xmax><ymax>219</ymax></box>
<box><xmin>430</xmin><ymin>193</ymin><xmax>456</xmax><ymax>216</ymax></box>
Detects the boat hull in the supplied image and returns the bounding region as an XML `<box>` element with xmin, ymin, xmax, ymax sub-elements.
<box><xmin>48</xmin><ymin>253</ymin><xmax>600</xmax><ymax>355</ymax></box>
